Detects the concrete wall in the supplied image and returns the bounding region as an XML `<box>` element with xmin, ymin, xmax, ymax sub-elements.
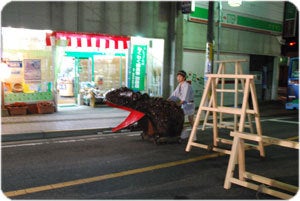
<box><xmin>1</xmin><ymin>1</ymin><xmax>177</xmax><ymax>40</ymax></box>
<box><xmin>182</xmin><ymin>8</ymin><xmax>282</xmax><ymax>55</ymax></box>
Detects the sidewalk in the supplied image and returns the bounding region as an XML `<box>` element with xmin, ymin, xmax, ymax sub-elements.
<box><xmin>1</xmin><ymin>105</ymin><xmax>129</xmax><ymax>142</ymax></box>
<box><xmin>1</xmin><ymin>101</ymin><xmax>298</xmax><ymax>142</ymax></box>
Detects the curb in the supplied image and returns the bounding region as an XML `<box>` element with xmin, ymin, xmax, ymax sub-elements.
<box><xmin>1</xmin><ymin>128</ymin><xmax>113</xmax><ymax>142</ymax></box>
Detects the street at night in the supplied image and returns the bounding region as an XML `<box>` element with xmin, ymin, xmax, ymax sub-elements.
<box><xmin>1</xmin><ymin>1</ymin><xmax>299</xmax><ymax>200</ymax></box>
<box><xmin>2</xmin><ymin>114</ymin><xmax>298</xmax><ymax>199</ymax></box>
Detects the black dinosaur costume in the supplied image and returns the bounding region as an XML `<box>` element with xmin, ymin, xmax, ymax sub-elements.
<box><xmin>105</xmin><ymin>87</ymin><xmax>184</xmax><ymax>143</ymax></box>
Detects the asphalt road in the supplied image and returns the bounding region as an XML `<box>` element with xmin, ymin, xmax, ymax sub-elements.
<box><xmin>1</xmin><ymin>115</ymin><xmax>299</xmax><ymax>199</ymax></box>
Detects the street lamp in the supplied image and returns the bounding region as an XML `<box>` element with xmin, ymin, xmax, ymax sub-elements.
<box><xmin>1</xmin><ymin>62</ymin><xmax>11</xmax><ymax>114</ymax></box>
<box><xmin>228</xmin><ymin>0</ymin><xmax>242</xmax><ymax>7</ymax></box>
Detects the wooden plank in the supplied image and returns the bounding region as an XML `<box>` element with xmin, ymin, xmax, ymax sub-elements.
<box><xmin>212</xmin><ymin>147</ymin><xmax>231</xmax><ymax>155</ymax></box>
<box><xmin>215</xmin><ymin>59</ymin><xmax>248</xmax><ymax>63</ymax></box>
<box><xmin>224</xmin><ymin>136</ymin><xmax>240</xmax><ymax>189</ymax></box>
<box><xmin>243</xmin><ymin>172</ymin><xmax>298</xmax><ymax>193</ymax></box>
<box><xmin>230</xmin><ymin>132</ymin><xmax>299</xmax><ymax>149</ymax></box>
<box><xmin>230</xmin><ymin>131</ymin><xmax>261</xmax><ymax>141</ymax></box>
<box><xmin>217</xmin><ymin>137</ymin><xmax>260</xmax><ymax>150</ymax></box>
<box><xmin>211</xmin><ymin>77</ymin><xmax>218</xmax><ymax>147</ymax></box>
<box><xmin>229</xmin><ymin>178</ymin><xmax>294</xmax><ymax>199</ymax></box>
<box><xmin>217</xmin><ymin>137</ymin><xmax>233</xmax><ymax>145</ymax></box>
<box><xmin>262</xmin><ymin>136</ymin><xmax>299</xmax><ymax>149</ymax></box>
<box><xmin>218</xmin><ymin>106</ymin><xmax>243</xmax><ymax>114</ymax></box>
<box><xmin>238</xmin><ymin>139</ymin><xmax>246</xmax><ymax>181</ymax></box>
<box><xmin>237</xmin><ymin>64</ymin><xmax>254</xmax><ymax>134</ymax></box>
<box><xmin>234</xmin><ymin>65</ymin><xmax>239</xmax><ymax>131</ymax></box>
<box><xmin>219</xmin><ymin>64</ymin><xmax>225</xmax><ymax>125</ymax></box>
<box><xmin>216</xmin><ymin>89</ymin><xmax>244</xmax><ymax>93</ymax></box>
<box><xmin>189</xmin><ymin>142</ymin><xmax>209</xmax><ymax>149</ymax></box>
<box><xmin>217</xmin><ymin>121</ymin><xmax>252</xmax><ymax>129</ymax></box>
<box><xmin>249</xmin><ymin>80</ymin><xmax>265</xmax><ymax>157</ymax></box>
<box><xmin>245</xmin><ymin>109</ymin><xmax>256</xmax><ymax>114</ymax></box>
<box><xmin>206</xmin><ymin>74</ymin><xmax>254</xmax><ymax>79</ymax></box>
<box><xmin>201</xmin><ymin>106</ymin><xmax>243</xmax><ymax>115</ymax></box>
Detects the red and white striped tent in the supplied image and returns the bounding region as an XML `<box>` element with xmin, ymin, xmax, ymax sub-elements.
<box><xmin>46</xmin><ymin>31</ymin><xmax>130</xmax><ymax>50</ymax></box>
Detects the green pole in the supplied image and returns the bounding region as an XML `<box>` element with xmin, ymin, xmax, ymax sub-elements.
<box><xmin>204</xmin><ymin>1</ymin><xmax>214</xmax><ymax>86</ymax></box>
<box><xmin>91</xmin><ymin>56</ymin><xmax>95</xmax><ymax>82</ymax></box>
<box><xmin>120</xmin><ymin>56</ymin><xmax>122</xmax><ymax>87</ymax></box>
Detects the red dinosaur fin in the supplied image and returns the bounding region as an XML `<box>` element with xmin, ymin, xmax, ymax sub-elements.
<box><xmin>105</xmin><ymin>101</ymin><xmax>145</xmax><ymax>132</ymax></box>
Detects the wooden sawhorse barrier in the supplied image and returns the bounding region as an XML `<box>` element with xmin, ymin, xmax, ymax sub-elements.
<box><xmin>224</xmin><ymin>132</ymin><xmax>299</xmax><ymax>199</ymax></box>
<box><xmin>202</xmin><ymin>59</ymin><xmax>254</xmax><ymax>133</ymax></box>
<box><xmin>185</xmin><ymin>74</ymin><xmax>265</xmax><ymax>157</ymax></box>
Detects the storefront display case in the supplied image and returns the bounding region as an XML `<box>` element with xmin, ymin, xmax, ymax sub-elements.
<box><xmin>1</xmin><ymin>28</ymin><xmax>55</xmax><ymax>115</ymax></box>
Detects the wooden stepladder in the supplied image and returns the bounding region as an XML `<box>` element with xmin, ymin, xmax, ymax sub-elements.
<box><xmin>185</xmin><ymin>73</ymin><xmax>265</xmax><ymax>157</ymax></box>
<box><xmin>224</xmin><ymin>132</ymin><xmax>299</xmax><ymax>199</ymax></box>
<box><xmin>202</xmin><ymin>59</ymin><xmax>254</xmax><ymax>133</ymax></box>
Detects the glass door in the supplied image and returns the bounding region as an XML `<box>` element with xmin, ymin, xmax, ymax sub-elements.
<box><xmin>57</xmin><ymin>56</ymin><xmax>76</xmax><ymax>106</ymax></box>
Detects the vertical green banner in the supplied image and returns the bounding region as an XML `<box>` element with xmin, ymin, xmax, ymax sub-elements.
<box><xmin>129</xmin><ymin>45</ymin><xmax>147</xmax><ymax>91</ymax></box>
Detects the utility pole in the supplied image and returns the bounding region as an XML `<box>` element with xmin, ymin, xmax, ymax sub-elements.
<box><xmin>204</xmin><ymin>1</ymin><xmax>214</xmax><ymax>86</ymax></box>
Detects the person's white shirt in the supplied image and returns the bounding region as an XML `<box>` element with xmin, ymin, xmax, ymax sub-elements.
<box><xmin>170</xmin><ymin>80</ymin><xmax>194</xmax><ymax>116</ymax></box>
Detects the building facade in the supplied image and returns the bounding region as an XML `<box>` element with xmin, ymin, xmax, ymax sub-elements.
<box><xmin>1</xmin><ymin>1</ymin><xmax>297</xmax><ymax>107</ymax></box>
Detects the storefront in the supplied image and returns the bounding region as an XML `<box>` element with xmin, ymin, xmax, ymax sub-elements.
<box><xmin>45</xmin><ymin>31</ymin><xmax>130</xmax><ymax>106</ymax></box>
<box><xmin>1</xmin><ymin>28</ymin><xmax>165</xmax><ymax>114</ymax></box>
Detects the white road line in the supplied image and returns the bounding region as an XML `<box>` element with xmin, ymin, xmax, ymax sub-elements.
<box><xmin>267</xmin><ymin>119</ymin><xmax>299</xmax><ymax>124</ymax></box>
<box><xmin>1</xmin><ymin>132</ymin><xmax>143</xmax><ymax>148</ymax></box>
<box><xmin>1</xmin><ymin>142</ymin><xmax>46</xmax><ymax>148</ymax></box>
<box><xmin>260</xmin><ymin>116</ymin><xmax>297</xmax><ymax>122</ymax></box>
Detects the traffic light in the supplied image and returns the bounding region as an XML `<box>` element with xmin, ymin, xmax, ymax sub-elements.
<box><xmin>181</xmin><ymin>1</ymin><xmax>192</xmax><ymax>14</ymax></box>
<box><xmin>281</xmin><ymin>2</ymin><xmax>298</xmax><ymax>57</ymax></box>
<box><xmin>281</xmin><ymin>37</ymin><xmax>298</xmax><ymax>56</ymax></box>
<box><xmin>288</xmin><ymin>41</ymin><xmax>297</xmax><ymax>46</ymax></box>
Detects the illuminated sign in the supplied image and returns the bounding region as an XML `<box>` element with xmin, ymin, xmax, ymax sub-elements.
<box><xmin>129</xmin><ymin>45</ymin><xmax>147</xmax><ymax>91</ymax></box>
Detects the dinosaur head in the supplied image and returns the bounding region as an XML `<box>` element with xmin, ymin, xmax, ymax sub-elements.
<box><xmin>105</xmin><ymin>87</ymin><xmax>149</xmax><ymax>108</ymax></box>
